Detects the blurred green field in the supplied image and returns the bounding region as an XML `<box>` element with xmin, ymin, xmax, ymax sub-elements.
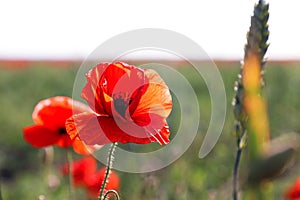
<box><xmin>0</xmin><ymin>61</ymin><xmax>300</xmax><ymax>199</ymax></box>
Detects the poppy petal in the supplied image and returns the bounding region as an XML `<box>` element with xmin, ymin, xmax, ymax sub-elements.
<box><xmin>72</xmin><ymin>139</ymin><xmax>102</xmax><ymax>155</ymax></box>
<box><xmin>82</xmin><ymin>62</ymin><xmax>148</xmax><ymax>118</ymax></box>
<box><xmin>32</xmin><ymin>96</ymin><xmax>90</xmax><ymax>131</ymax></box>
<box><xmin>101</xmin><ymin>62</ymin><xmax>132</xmax><ymax>96</ymax></box>
<box><xmin>54</xmin><ymin>134</ymin><xmax>73</xmax><ymax>147</ymax></box>
<box><xmin>132</xmin><ymin>69</ymin><xmax>172</xmax><ymax>120</ymax></box>
<box><xmin>95</xmin><ymin>62</ymin><xmax>136</xmax><ymax>116</ymax></box>
<box><xmin>131</xmin><ymin>113</ymin><xmax>170</xmax><ymax>144</ymax></box>
<box><xmin>110</xmin><ymin>66</ymin><xmax>149</xmax><ymax>119</ymax></box>
<box><xmin>146</xmin><ymin>121</ymin><xmax>170</xmax><ymax>145</ymax></box>
<box><xmin>81</xmin><ymin>63</ymin><xmax>110</xmax><ymax>115</ymax></box>
<box><xmin>23</xmin><ymin>125</ymin><xmax>61</xmax><ymax>148</ymax></box>
<box><xmin>66</xmin><ymin>112</ymin><xmax>170</xmax><ymax>145</ymax></box>
<box><xmin>66</xmin><ymin>113</ymin><xmax>109</xmax><ymax>144</ymax></box>
<box><xmin>61</xmin><ymin>156</ymin><xmax>97</xmax><ymax>186</ymax></box>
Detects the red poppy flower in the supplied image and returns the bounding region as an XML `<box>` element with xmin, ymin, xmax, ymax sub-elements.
<box><xmin>66</xmin><ymin>62</ymin><xmax>172</xmax><ymax>145</ymax></box>
<box><xmin>285</xmin><ymin>177</ymin><xmax>300</xmax><ymax>200</ymax></box>
<box><xmin>23</xmin><ymin>96</ymin><xmax>97</xmax><ymax>154</ymax></box>
<box><xmin>61</xmin><ymin>157</ymin><xmax>120</xmax><ymax>199</ymax></box>
<box><xmin>85</xmin><ymin>167</ymin><xmax>120</xmax><ymax>199</ymax></box>
<box><xmin>61</xmin><ymin>156</ymin><xmax>97</xmax><ymax>186</ymax></box>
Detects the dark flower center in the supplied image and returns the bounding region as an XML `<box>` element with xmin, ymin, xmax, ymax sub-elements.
<box><xmin>58</xmin><ymin>127</ymin><xmax>67</xmax><ymax>135</ymax></box>
<box><xmin>113</xmin><ymin>93</ymin><xmax>131</xmax><ymax>117</ymax></box>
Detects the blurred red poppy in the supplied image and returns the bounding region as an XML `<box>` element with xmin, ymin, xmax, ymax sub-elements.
<box><xmin>66</xmin><ymin>62</ymin><xmax>172</xmax><ymax>145</ymax></box>
<box><xmin>85</xmin><ymin>167</ymin><xmax>120</xmax><ymax>199</ymax></box>
<box><xmin>61</xmin><ymin>156</ymin><xmax>97</xmax><ymax>186</ymax></box>
<box><xmin>61</xmin><ymin>156</ymin><xmax>119</xmax><ymax>199</ymax></box>
<box><xmin>23</xmin><ymin>96</ymin><xmax>96</xmax><ymax>154</ymax></box>
<box><xmin>285</xmin><ymin>177</ymin><xmax>300</xmax><ymax>200</ymax></box>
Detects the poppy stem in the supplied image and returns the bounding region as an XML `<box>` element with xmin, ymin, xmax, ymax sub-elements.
<box><xmin>66</xmin><ymin>148</ymin><xmax>74</xmax><ymax>200</ymax></box>
<box><xmin>99</xmin><ymin>142</ymin><xmax>118</xmax><ymax>200</ymax></box>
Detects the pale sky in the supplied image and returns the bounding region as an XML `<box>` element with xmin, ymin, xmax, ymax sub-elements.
<box><xmin>0</xmin><ymin>0</ymin><xmax>299</xmax><ymax>60</ymax></box>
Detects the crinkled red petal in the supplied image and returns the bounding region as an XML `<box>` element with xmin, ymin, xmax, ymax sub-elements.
<box><xmin>81</xmin><ymin>62</ymin><xmax>149</xmax><ymax>118</ymax></box>
<box><xmin>81</xmin><ymin>63</ymin><xmax>110</xmax><ymax>115</ymax></box>
<box><xmin>132</xmin><ymin>69</ymin><xmax>172</xmax><ymax>120</ymax></box>
<box><xmin>66</xmin><ymin>112</ymin><xmax>170</xmax><ymax>145</ymax></box>
<box><xmin>72</xmin><ymin>139</ymin><xmax>101</xmax><ymax>155</ymax></box>
<box><xmin>109</xmin><ymin>66</ymin><xmax>149</xmax><ymax>118</ymax></box>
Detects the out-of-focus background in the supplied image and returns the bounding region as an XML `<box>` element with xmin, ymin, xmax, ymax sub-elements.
<box><xmin>1</xmin><ymin>0</ymin><xmax>300</xmax><ymax>199</ymax></box>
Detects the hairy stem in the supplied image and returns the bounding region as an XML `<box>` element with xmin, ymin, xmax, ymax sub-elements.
<box><xmin>99</xmin><ymin>142</ymin><xmax>118</xmax><ymax>200</ymax></box>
